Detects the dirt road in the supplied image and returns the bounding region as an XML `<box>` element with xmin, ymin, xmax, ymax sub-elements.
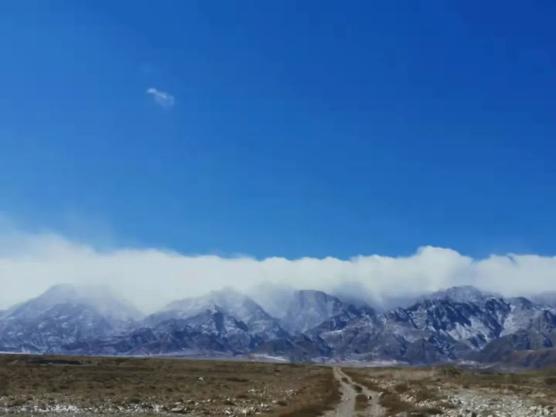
<box><xmin>323</xmin><ymin>367</ymin><xmax>385</xmax><ymax>417</ymax></box>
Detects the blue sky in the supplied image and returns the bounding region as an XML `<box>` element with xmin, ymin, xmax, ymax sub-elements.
<box><xmin>1</xmin><ymin>1</ymin><xmax>556</xmax><ymax>259</ymax></box>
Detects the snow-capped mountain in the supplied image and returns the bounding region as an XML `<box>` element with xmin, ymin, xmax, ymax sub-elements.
<box><xmin>149</xmin><ymin>288</ymin><xmax>289</xmax><ymax>342</ymax></box>
<box><xmin>0</xmin><ymin>284</ymin><xmax>141</xmax><ymax>353</ymax></box>
<box><xmin>295</xmin><ymin>285</ymin><xmax>556</xmax><ymax>364</ymax></box>
<box><xmin>4</xmin><ymin>284</ymin><xmax>142</xmax><ymax>323</ymax></box>
<box><xmin>306</xmin><ymin>304</ymin><xmax>382</xmax><ymax>358</ymax></box>
<box><xmin>281</xmin><ymin>290</ymin><xmax>353</xmax><ymax>334</ymax></box>
<box><xmin>1</xmin><ymin>284</ymin><xmax>555</xmax><ymax>366</ymax></box>
<box><xmin>376</xmin><ymin>287</ymin><xmax>556</xmax><ymax>363</ymax></box>
<box><xmin>138</xmin><ymin>308</ymin><xmax>256</xmax><ymax>355</ymax></box>
<box><xmin>391</xmin><ymin>296</ymin><xmax>507</xmax><ymax>349</ymax></box>
<box><xmin>84</xmin><ymin>288</ymin><xmax>297</xmax><ymax>358</ymax></box>
<box><xmin>418</xmin><ymin>285</ymin><xmax>497</xmax><ymax>305</ymax></box>
<box><xmin>531</xmin><ymin>291</ymin><xmax>556</xmax><ymax>308</ymax></box>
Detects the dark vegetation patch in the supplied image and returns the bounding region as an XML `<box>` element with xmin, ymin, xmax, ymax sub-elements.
<box><xmin>408</xmin><ymin>408</ymin><xmax>444</xmax><ymax>416</ymax></box>
<box><xmin>29</xmin><ymin>358</ymin><xmax>84</xmax><ymax>366</ymax></box>
<box><xmin>354</xmin><ymin>393</ymin><xmax>368</xmax><ymax>411</ymax></box>
<box><xmin>544</xmin><ymin>377</ymin><xmax>556</xmax><ymax>386</ymax></box>
<box><xmin>380</xmin><ymin>390</ymin><xmax>416</xmax><ymax>415</ymax></box>
<box><xmin>394</xmin><ymin>382</ymin><xmax>410</xmax><ymax>394</ymax></box>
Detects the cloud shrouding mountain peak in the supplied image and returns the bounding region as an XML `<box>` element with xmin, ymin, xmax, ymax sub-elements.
<box><xmin>7</xmin><ymin>283</ymin><xmax>142</xmax><ymax>323</ymax></box>
<box><xmin>2</xmin><ymin>229</ymin><xmax>556</xmax><ymax>314</ymax></box>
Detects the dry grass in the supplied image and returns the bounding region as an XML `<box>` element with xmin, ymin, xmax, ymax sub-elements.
<box><xmin>0</xmin><ymin>354</ymin><xmax>339</xmax><ymax>416</ymax></box>
<box><xmin>277</xmin><ymin>371</ymin><xmax>340</xmax><ymax>417</ymax></box>
<box><xmin>344</xmin><ymin>365</ymin><xmax>556</xmax><ymax>415</ymax></box>
<box><xmin>344</xmin><ymin>369</ymin><xmax>416</xmax><ymax>415</ymax></box>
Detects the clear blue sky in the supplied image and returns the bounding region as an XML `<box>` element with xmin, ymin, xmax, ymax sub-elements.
<box><xmin>1</xmin><ymin>1</ymin><xmax>555</xmax><ymax>258</ymax></box>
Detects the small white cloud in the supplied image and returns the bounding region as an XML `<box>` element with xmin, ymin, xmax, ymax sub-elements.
<box><xmin>146</xmin><ymin>87</ymin><xmax>175</xmax><ymax>108</ymax></box>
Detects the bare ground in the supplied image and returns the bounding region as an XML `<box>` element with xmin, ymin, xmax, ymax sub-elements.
<box><xmin>322</xmin><ymin>367</ymin><xmax>384</xmax><ymax>417</ymax></box>
<box><xmin>1</xmin><ymin>354</ymin><xmax>556</xmax><ymax>417</ymax></box>
<box><xmin>343</xmin><ymin>366</ymin><xmax>556</xmax><ymax>417</ymax></box>
<box><xmin>0</xmin><ymin>354</ymin><xmax>338</xmax><ymax>417</ymax></box>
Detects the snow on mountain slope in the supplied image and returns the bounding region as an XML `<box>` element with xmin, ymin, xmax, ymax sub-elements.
<box><xmin>379</xmin><ymin>288</ymin><xmax>556</xmax><ymax>362</ymax></box>
<box><xmin>121</xmin><ymin>288</ymin><xmax>294</xmax><ymax>356</ymax></box>
<box><xmin>4</xmin><ymin>284</ymin><xmax>142</xmax><ymax>323</ymax></box>
<box><xmin>499</xmin><ymin>297</ymin><xmax>545</xmax><ymax>336</ymax></box>
<box><xmin>398</xmin><ymin>298</ymin><xmax>505</xmax><ymax>349</ymax></box>
<box><xmin>162</xmin><ymin>288</ymin><xmax>269</xmax><ymax>322</ymax></box>
<box><xmin>145</xmin><ymin>308</ymin><xmax>254</xmax><ymax>354</ymax></box>
<box><xmin>281</xmin><ymin>290</ymin><xmax>351</xmax><ymax>334</ymax></box>
<box><xmin>0</xmin><ymin>284</ymin><xmax>140</xmax><ymax>353</ymax></box>
<box><xmin>306</xmin><ymin>306</ymin><xmax>381</xmax><ymax>357</ymax></box>
<box><xmin>531</xmin><ymin>292</ymin><xmax>556</xmax><ymax>308</ymax></box>
<box><xmin>150</xmin><ymin>288</ymin><xmax>287</xmax><ymax>340</ymax></box>
<box><xmin>421</xmin><ymin>285</ymin><xmax>498</xmax><ymax>305</ymax></box>
<box><xmin>2</xmin><ymin>285</ymin><xmax>556</xmax><ymax>364</ymax></box>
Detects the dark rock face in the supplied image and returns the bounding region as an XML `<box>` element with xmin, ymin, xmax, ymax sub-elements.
<box><xmin>1</xmin><ymin>284</ymin><xmax>555</xmax><ymax>365</ymax></box>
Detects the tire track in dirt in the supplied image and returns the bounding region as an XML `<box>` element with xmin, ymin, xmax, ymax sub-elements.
<box><xmin>322</xmin><ymin>367</ymin><xmax>385</xmax><ymax>417</ymax></box>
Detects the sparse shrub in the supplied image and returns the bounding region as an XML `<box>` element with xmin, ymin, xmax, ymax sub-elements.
<box><xmin>226</xmin><ymin>376</ymin><xmax>249</xmax><ymax>383</ymax></box>
<box><xmin>0</xmin><ymin>377</ymin><xmax>9</xmax><ymax>395</ymax></box>
<box><xmin>8</xmin><ymin>399</ymin><xmax>25</xmax><ymax>407</ymax></box>
<box><xmin>414</xmin><ymin>387</ymin><xmax>439</xmax><ymax>402</ymax></box>
<box><xmin>439</xmin><ymin>366</ymin><xmax>462</xmax><ymax>377</ymax></box>
<box><xmin>355</xmin><ymin>394</ymin><xmax>368</xmax><ymax>411</ymax></box>
<box><xmin>380</xmin><ymin>390</ymin><xmax>414</xmax><ymax>415</ymax></box>
<box><xmin>394</xmin><ymin>383</ymin><xmax>410</xmax><ymax>394</ymax></box>
<box><xmin>545</xmin><ymin>377</ymin><xmax>556</xmax><ymax>386</ymax></box>
<box><xmin>409</xmin><ymin>408</ymin><xmax>443</xmax><ymax>416</ymax></box>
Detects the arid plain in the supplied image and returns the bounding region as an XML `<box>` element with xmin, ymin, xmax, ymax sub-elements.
<box><xmin>0</xmin><ymin>354</ymin><xmax>554</xmax><ymax>417</ymax></box>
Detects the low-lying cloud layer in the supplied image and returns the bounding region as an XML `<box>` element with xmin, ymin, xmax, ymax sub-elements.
<box><xmin>1</xmin><ymin>229</ymin><xmax>556</xmax><ymax>313</ymax></box>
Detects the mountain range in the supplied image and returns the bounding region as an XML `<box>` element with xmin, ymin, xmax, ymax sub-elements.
<box><xmin>1</xmin><ymin>284</ymin><xmax>555</xmax><ymax>368</ymax></box>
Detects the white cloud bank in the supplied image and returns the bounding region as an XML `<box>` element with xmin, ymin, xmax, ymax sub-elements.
<box><xmin>1</xmin><ymin>230</ymin><xmax>556</xmax><ymax>313</ymax></box>
<box><xmin>146</xmin><ymin>87</ymin><xmax>175</xmax><ymax>108</ymax></box>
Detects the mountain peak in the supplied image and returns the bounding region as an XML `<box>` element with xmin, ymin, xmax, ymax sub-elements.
<box><xmin>282</xmin><ymin>289</ymin><xmax>348</xmax><ymax>333</ymax></box>
<box><xmin>296</xmin><ymin>289</ymin><xmax>341</xmax><ymax>301</ymax></box>
<box><xmin>162</xmin><ymin>288</ymin><xmax>274</xmax><ymax>326</ymax></box>
<box><xmin>1</xmin><ymin>284</ymin><xmax>555</xmax><ymax>364</ymax></box>
<box><xmin>531</xmin><ymin>291</ymin><xmax>556</xmax><ymax>308</ymax></box>
<box><xmin>421</xmin><ymin>285</ymin><xmax>497</xmax><ymax>304</ymax></box>
<box><xmin>167</xmin><ymin>287</ymin><xmax>254</xmax><ymax>311</ymax></box>
<box><xmin>40</xmin><ymin>283</ymin><xmax>79</xmax><ymax>301</ymax></box>
<box><xmin>9</xmin><ymin>284</ymin><xmax>142</xmax><ymax>322</ymax></box>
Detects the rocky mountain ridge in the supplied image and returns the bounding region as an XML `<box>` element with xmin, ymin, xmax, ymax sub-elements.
<box><xmin>1</xmin><ymin>284</ymin><xmax>555</xmax><ymax>367</ymax></box>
